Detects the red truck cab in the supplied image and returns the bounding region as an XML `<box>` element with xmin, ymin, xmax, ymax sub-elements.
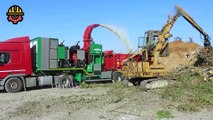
<box><xmin>0</xmin><ymin>36</ymin><xmax>32</xmax><ymax>92</ymax></box>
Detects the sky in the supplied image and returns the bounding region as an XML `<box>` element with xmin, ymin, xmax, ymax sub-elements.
<box><xmin>0</xmin><ymin>0</ymin><xmax>212</xmax><ymax>53</ymax></box>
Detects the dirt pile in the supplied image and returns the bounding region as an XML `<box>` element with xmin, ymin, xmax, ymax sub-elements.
<box><xmin>167</xmin><ymin>41</ymin><xmax>213</xmax><ymax>81</ymax></box>
<box><xmin>160</xmin><ymin>40</ymin><xmax>201</xmax><ymax>72</ymax></box>
<box><xmin>169</xmin><ymin>40</ymin><xmax>201</xmax><ymax>54</ymax></box>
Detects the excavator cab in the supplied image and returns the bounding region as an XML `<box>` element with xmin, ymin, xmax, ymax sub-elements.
<box><xmin>138</xmin><ymin>30</ymin><xmax>161</xmax><ymax>50</ymax></box>
<box><xmin>138</xmin><ymin>30</ymin><xmax>169</xmax><ymax>57</ymax></box>
<box><xmin>144</xmin><ymin>30</ymin><xmax>161</xmax><ymax>46</ymax></box>
<box><xmin>144</xmin><ymin>30</ymin><xmax>161</xmax><ymax>49</ymax></box>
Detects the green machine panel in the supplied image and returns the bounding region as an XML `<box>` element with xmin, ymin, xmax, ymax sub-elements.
<box><xmin>30</xmin><ymin>37</ymin><xmax>59</xmax><ymax>70</ymax></box>
<box><xmin>90</xmin><ymin>43</ymin><xmax>102</xmax><ymax>54</ymax></box>
<box><xmin>58</xmin><ymin>45</ymin><xmax>65</xmax><ymax>59</ymax></box>
<box><xmin>86</xmin><ymin>43</ymin><xmax>103</xmax><ymax>73</ymax></box>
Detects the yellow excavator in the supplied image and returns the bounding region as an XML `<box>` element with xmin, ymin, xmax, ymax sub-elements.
<box><xmin>121</xmin><ymin>5</ymin><xmax>211</xmax><ymax>90</ymax></box>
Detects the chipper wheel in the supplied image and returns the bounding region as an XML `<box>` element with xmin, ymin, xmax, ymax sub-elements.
<box><xmin>58</xmin><ymin>74</ymin><xmax>74</xmax><ymax>88</ymax></box>
<box><xmin>112</xmin><ymin>72</ymin><xmax>123</xmax><ymax>83</ymax></box>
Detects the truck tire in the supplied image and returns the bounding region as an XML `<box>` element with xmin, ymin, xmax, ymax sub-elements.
<box><xmin>5</xmin><ymin>77</ymin><xmax>23</xmax><ymax>93</ymax></box>
<box><xmin>112</xmin><ymin>73</ymin><xmax>123</xmax><ymax>83</ymax></box>
<box><xmin>58</xmin><ymin>74</ymin><xmax>73</xmax><ymax>88</ymax></box>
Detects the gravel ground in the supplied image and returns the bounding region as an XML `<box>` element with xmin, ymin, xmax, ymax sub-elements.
<box><xmin>0</xmin><ymin>86</ymin><xmax>213</xmax><ymax>120</ymax></box>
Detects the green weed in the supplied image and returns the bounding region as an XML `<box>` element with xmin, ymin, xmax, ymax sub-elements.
<box><xmin>156</xmin><ymin>110</ymin><xmax>174</xmax><ymax>119</ymax></box>
<box><xmin>161</xmin><ymin>70</ymin><xmax>213</xmax><ymax>112</ymax></box>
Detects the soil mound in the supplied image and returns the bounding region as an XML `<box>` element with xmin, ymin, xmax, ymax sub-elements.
<box><xmin>160</xmin><ymin>40</ymin><xmax>201</xmax><ymax>71</ymax></box>
<box><xmin>169</xmin><ymin>40</ymin><xmax>201</xmax><ymax>54</ymax></box>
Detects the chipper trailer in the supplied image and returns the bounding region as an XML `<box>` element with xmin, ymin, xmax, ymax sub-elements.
<box><xmin>0</xmin><ymin>24</ymin><xmax>129</xmax><ymax>93</ymax></box>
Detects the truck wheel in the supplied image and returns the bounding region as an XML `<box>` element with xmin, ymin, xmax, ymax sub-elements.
<box><xmin>5</xmin><ymin>77</ymin><xmax>23</xmax><ymax>93</ymax></box>
<box><xmin>58</xmin><ymin>74</ymin><xmax>73</xmax><ymax>88</ymax></box>
<box><xmin>112</xmin><ymin>73</ymin><xmax>123</xmax><ymax>83</ymax></box>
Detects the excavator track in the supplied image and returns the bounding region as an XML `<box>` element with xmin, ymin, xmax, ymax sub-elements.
<box><xmin>140</xmin><ymin>78</ymin><xmax>170</xmax><ymax>91</ymax></box>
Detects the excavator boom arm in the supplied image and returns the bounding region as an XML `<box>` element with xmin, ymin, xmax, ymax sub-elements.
<box><xmin>176</xmin><ymin>5</ymin><xmax>211</xmax><ymax>47</ymax></box>
<box><xmin>153</xmin><ymin>5</ymin><xmax>211</xmax><ymax>65</ymax></box>
<box><xmin>152</xmin><ymin>13</ymin><xmax>179</xmax><ymax>65</ymax></box>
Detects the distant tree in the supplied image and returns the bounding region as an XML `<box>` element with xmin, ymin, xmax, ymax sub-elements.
<box><xmin>189</xmin><ymin>37</ymin><xmax>193</xmax><ymax>43</ymax></box>
<box><xmin>175</xmin><ymin>37</ymin><xmax>182</xmax><ymax>41</ymax></box>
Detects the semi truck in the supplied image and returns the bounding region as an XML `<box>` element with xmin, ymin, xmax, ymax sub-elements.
<box><xmin>0</xmin><ymin>24</ymin><xmax>130</xmax><ymax>93</ymax></box>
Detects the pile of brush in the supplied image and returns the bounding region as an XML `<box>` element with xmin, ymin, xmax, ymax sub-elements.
<box><xmin>194</xmin><ymin>48</ymin><xmax>213</xmax><ymax>66</ymax></box>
